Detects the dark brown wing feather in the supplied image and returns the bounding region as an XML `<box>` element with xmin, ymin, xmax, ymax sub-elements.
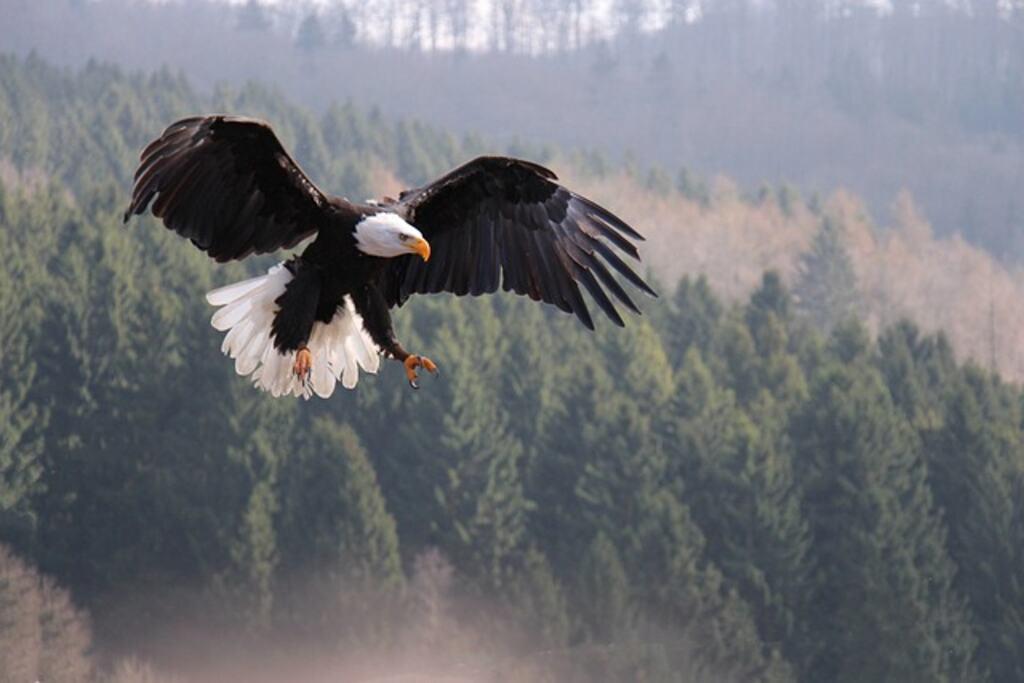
<box><xmin>382</xmin><ymin>156</ymin><xmax>656</xmax><ymax>329</ymax></box>
<box><xmin>124</xmin><ymin>115</ymin><xmax>329</xmax><ymax>262</ymax></box>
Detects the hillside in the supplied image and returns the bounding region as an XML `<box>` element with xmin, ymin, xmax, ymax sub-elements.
<box><xmin>1</xmin><ymin>55</ymin><xmax>1023</xmax><ymax>682</ymax></box>
<box><xmin>566</xmin><ymin>172</ymin><xmax>1024</xmax><ymax>381</ymax></box>
<box><xmin>1</xmin><ymin>0</ymin><xmax>1022</xmax><ymax>263</ymax></box>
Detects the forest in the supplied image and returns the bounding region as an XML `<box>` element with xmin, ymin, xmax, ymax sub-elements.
<box><xmin>1</xmin><ymin>54</ymin><xmax>1024</xmax><ymax>682</ymax></box>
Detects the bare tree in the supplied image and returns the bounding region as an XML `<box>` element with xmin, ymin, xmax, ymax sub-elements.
<box><xmin>444</xmin><ymin>0</ymin><xmax>472</xmax><ymax>50</ymax></box>
<box><xmin>0</xmin><ymin>545</ymin><xmax>40</xmax><ymax>681</ymax></box>
<box><xmin>37</xmin><ymin>577</ymin><xmax>92</xmax><ymax>683</ymax></box>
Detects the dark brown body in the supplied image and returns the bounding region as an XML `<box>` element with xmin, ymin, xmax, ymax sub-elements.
<box><xmin>273</xmin><ymin>201</ymin><xmax>408</xmax><ymax>360</ymax></box>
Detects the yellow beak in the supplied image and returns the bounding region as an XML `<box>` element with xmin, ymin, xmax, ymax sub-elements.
<box><xmin>412</xmin><ymin>236</ymin><xmax>431</xmax><ymax>262</ymax></box>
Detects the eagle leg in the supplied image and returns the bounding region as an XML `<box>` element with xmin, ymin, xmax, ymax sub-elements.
<box><xmin>292</xmin><ymin>346</ymin><xmax>313</xmax><ymax>379</ymax></box>
<box><xmin>403</xmin><ymin>354</ymin><xmax>439</xmax><ymax>390</ymax></box>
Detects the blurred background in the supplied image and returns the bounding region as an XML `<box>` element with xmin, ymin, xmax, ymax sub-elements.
<box><xmin>0</xmin><ymin>1</ymin><xmax>1022</xmax><ymax>681</ymax></box>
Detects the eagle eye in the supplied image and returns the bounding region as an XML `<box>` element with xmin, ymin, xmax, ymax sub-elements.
<box><xmin>398</xmin><ymin>234</ymin><xmax>410</xmax><ymax>242</ymax></box>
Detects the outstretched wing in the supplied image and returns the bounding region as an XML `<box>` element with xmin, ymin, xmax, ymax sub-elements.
<box><xmin>124</xmin><ymin>115</ymin><xmax>330</xmax><ymax>262</ymax></box>
<box><xmin>381</xmin><ymin>156</ymin><xmax>656</xmax><ymax>329</ymax></box>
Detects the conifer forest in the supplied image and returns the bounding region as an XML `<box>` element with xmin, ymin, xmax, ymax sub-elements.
<box><xmin>1</xmin><ymin>1</ymin><xmax>1023</xmax><ymax>681</ymax></box>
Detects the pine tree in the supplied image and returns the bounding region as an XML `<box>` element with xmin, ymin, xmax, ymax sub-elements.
<box><xmin>575</xmin><ymin>325</ymin><xmax>787</xmax><ymax>680</ymax></box>
<box><xmin>507</xmin><ymin>547</ymin><xmax>570</xmax><ymax>650</ymax></box>
<box><xmin>793</xmin><ymin>216</ymin><xmax>860</xmax><ymax>334</ymax></box>
<box><xmin>525</xmin><ymin>315</ymin><xmax>612</xmax><ymax>574</ymax></box>
<box><xmin>226</xmin><ymin>476</ymin><xmax>279</xmax><ymax>630</ymax></box>
<box><xmin>674</xmin><ymin>348</ymin><xmax>809</xmax><ymax>674</ymax></box>
<box><xmin>792</xmin><ymin>343</ymin><xmax>979</xmax><ymax>682</ymax></box>
<box><xmin>277</xmin><ymin>419</ymin><xmax>402</xmax><ymax>588</ymax></box>
<box><xmin>745</xmin><ymin>270</ymin><xmax>806</xmax><ymax>411</ymax></box>
<box><xmin>715</xmin><ymin>313</ymin><xmax>761</xmax><ymax>405</ymax></box>
<box><xmin>295</xmin><ymin>12</ymin><xmax>326</xmax><ymax>52</ymax></box>
<box><xmin>275</xmin><ymin>418</ymin><xmax>403</xmax><ymax>645</ymax></box>
<box><xmin>0</xmin><ymin>188</ymin><xmax>44</xmax><ymax>539</ymax></box>
<box><xmin>575</xmin><ymin>532</ymin><xmax>632</xmax><ymax>642</ymax></box>
<box><xmin>925</xmin><ymin>367</ymin><xmax>1024</xmax><ymax>682</ymax></box>
<box><xmin>877</xmin><ymin>320</ymin><xmax>957</xmax><ymax>429</ymax></box>
<box><xmin>574</xmin><ymin>323</ymin><xmax>675</xmax><ymax>572</ymax></box>
<box><xmin>369</xmin><ymin>297</ymin><xmax>529</xmax><ymax>589</ymax></box>
<box><xmin>662</xmin><ymin>274</ymin><xmax>722</xmax><ymax>368</ymax></box>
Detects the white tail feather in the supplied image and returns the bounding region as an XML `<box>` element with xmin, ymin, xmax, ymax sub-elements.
<box><xmin>206</xmin><ymin>274</ymin><xmax>272</xmax><ymax>306</ymax></box>
<box><xmin>206</xmin><ymin>264</ymin><xmax>381</xmax><ymax>399</ymax></box>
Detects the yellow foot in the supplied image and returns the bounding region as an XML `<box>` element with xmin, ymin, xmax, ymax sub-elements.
<box><xmin>293</xmin><ymin>347</ymin><xmax>313</xmax><ymax>379</ymax></box>
<box><xmin>403</xmin><ymin>354</ymin><xmax>439</xmax><ymax>389</ymax></box>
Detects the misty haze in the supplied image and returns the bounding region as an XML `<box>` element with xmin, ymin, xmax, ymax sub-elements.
<box><xmin>0</xmin><ymin>0</ymin><xmax>1023</xmax><ymax>681</ymax></box>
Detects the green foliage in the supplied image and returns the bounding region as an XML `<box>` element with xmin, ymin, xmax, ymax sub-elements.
<box><xmin>0</xmin><ymin>192</ymin><xmax>45</xmax><ymax>530</ymax></box>
<box><xmin>925</xmin><ymin>368</ymin><xmax>1024</xmax><ymax>682</ymax></box>
<box><xmin>662</xmin><ymin>274</ymin><xmax>722</xmax><ymax>368</ymax></box>
<box><xmin>0</xmin><ymin>55</ymin><xmax>1021</xmax><ymax>681</ymax></box>
<box><xmin>274</xmin><ymin>418</ymin><xmax>403</xmax><ymax>645</ymax></box>
<box><xmin>794</xmin><ymin>216</ymin><xmax>860</xmax><ymax>334</ymax></box>
<box><xmin>508</xmin><ymin>547</ymin><xmax>570</xmax><ymax>649</ymax></box>
<box><xmin>792</xmin><ymin>337</ymin><xmax>980</xmax><ymax>681</ymax></box>
<box><xmin>277</xmin><ymin>418</ymin><xmax>402</xmax><ymax>590</ymax></box>
<box><xmin>575</xmin><ymin>532</ymin><xmax>632</xmax><ymax>642</ymax></box>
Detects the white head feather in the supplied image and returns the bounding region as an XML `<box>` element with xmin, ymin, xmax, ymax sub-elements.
<box><xmin>353</xmin><ymin>212</ymin><xmax>430</xmax><ymax>259</ymax></box>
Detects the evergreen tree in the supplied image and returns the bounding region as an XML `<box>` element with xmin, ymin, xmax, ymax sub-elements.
<box><xmin>877</xmin><ymin>320</ymin><xmax>957</xmax><ymax>429</ymax></box>
<box><xmin>674</xmin><ymin>348</ymin><xmax>809</xmax><ymax>674</ymax></box>
<box><xmin>715</xmin><ymin>313</ymin><xmax>761</xmax><ymax>405</ymax></box>
<box><xmin>744</xmin><ymin>272</ymin><xmax>808</xmax><ymax>420</ymax></box>
<box><xmin>662</xmin><ymin>274</ymin><xmax>722</xmax><ymax>368</ymax></box>
<box><xmin>925</xmin><ymin>368</ymin><xmax>1024</xmax><ymax>682</ymax></box>
<box><xmin>277</xmin><ymin>418</ymin><xmax>402</xmax><ymax>589</ymax></box>
<box><xmin>507</xmin><ymin>547</ymin><xmax>570</xmax><ymax>650</ymax></box>
<box><xmin>576</xmin><ymin>325</ymin><xmax>787</xmax><ymax>680</ymax></box>
<box><xmin>793</xmin><ymin>216</ymin><xmax>860</xmax><ymax>334</ymax></box>
<box><xmin>0</xmin><ymin>187</ymin><xmax>44</xmax><ymax>541</ymax></box>
<box><xmin>295</xmin><ymin>13</ymin><xmax>326</xmax><ymax>52</ymax></box>
<box><xmin>575</xmin><ymin>532</ymin><xmax>632</xmax><ymax>642</ymax></box>
<box><xmin>525</xmin><ymin>317</ymin><xmax>611</xmax><ymax>574</ymax></box>
<box><xmin>792</xmin><ymin>339</ymin><xmax>978</xmax><ymax>682</ymax></box>
<box><xmin>371</xmin><ymin>298</ymin><xmax>529</xmax><ymax>588</ymax></box>
<box><xmin>275</xmin><ymin>418</ymin><xmax>403</xmax><ymax>644</ymax></box>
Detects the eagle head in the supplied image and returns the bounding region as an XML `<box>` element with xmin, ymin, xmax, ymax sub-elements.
<box><xmin>354</xmin><ymin>212</ymin><xmax>430</xmax><ymax>261</ymax></box>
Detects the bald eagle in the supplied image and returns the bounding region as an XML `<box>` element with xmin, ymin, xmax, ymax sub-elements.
<box><xmin>125</xmin><ymin>115</ymin><xmax>656</xmax><ymax>398</ymax></box>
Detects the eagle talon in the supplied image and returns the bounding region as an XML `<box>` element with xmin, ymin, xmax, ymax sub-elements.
<box><xmin>404</xmin><ymin>354</ymin><xmax>437</xmax><ymax>389</ymax></box>
<box><xmin>293</xmin><ymin>347</ymin><xmax>313</xmax><ymax>379</ymax></box>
